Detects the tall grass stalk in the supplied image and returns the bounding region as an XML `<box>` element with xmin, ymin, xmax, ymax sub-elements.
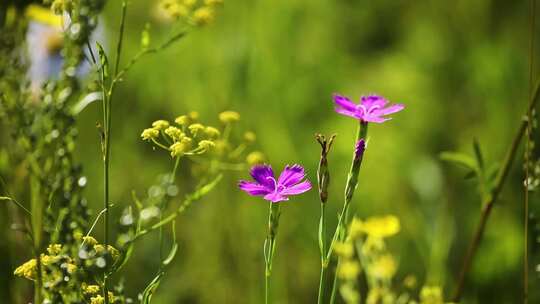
<box><xmin>452</xmin><ymin>80</ymin><xmax>540</xmax><ymax>302</ymax></box>
<box><xmin>100</xmin><ymin>2</ymin><xmax>128</xmax><ymax>303</ymax></box>
<box><xmin>524</xmin><ymin>0</ymin><xmax>536</xmax><ymax>302</ymax></box>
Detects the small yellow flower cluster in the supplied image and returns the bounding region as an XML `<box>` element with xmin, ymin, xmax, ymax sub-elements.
<box><xmin>82</xmin><ymin>284</ymin><xmax>101</xmax><ymax>295</ymax></box>
<box><xmin>141</xmin><ymin>112</ymin><xmax>225</xmax><ymax>158</ymax></box>
<box><xmin>89</xmin><ymin>292</ymin><xmax>115</xmax><ymax>304</ymax></box>
<box><xmin>333</xmin><ymin>215</ymin><xmax>402</xmax><ymax>304</ymax></box>
<box><xmin>14</xmin><ymin>243</ymin><xmax>77</xmax><ymax>281</ymax></box>
<box><xmin>142</xmin><ymin>110</ymin><xmax>265</xmax><ymax>176</ymax></box>
<box><xmin>419</xmin><ymin>286</ymin><xmax>444</xmax><ymax>304</ymax></box>
<box><xmin>13</xmin><ymin>258</ymin><xmax>37</xmax><ymax>280</ymax></box>
<box><xmin>335</xmin><ymin>215</ymin><xmax>451</xmax><ymax>304</ymax></box>
<box><xmin>158</xmin><ymin>0</ymin><xmax>223</xmax><ymax>26</ymax></box>
<box><xmin>349</xmin><ymin>215</ymin><xmax>400</xmax><ymax>239</ymax></box>
<box><xmin>81</xmin><ymin>235</ymin><xmax>120</xmax><ymax>261</ymax></box>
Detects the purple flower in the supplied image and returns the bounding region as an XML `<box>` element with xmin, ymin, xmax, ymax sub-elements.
<box><xmin>334</xmin><ymin>94</ymin><xmax>404</xmax><ymax>123</ymax></box>
<box><xmin>238</xmin><ymin>164</ymin><xmax>312</xmax><ymax>203</ymax></box>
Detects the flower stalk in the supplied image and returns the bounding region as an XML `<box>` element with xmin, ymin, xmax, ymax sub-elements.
<box><xmin>238</xmin><ymin>164</ymin><xmax>311</xmax><ymax>303</ymax></box>
<box><xmin>328</xmin><ymin>121</ymin><xmax>367</xmax><ymax>303</ymax></box>
<box><xmin>263</xmin><ymin>202</ymin><xmax>281</xmax><ymax>304</ymax></box>
<box><xmin>315</xmin><ymin>134</ymin><xmax>336</xmax><ymax>304</ymax></box>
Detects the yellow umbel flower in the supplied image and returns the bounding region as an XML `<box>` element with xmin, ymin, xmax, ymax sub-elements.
<box><xmin>83</xmin><ymin>236</ymin><xmax>98</xmax><ymax>246</ymax></box>
<box><xmin>183</xmin><ymin>0</ymin><xmax>197</xmax><ymax>8</ymax></box>
<box><xmin>198</xmin><ymin>140</ymin><xmax>215</xmax><ymax>152</ymax></box>
<box><xmin>93</xmin><ymin>244</ymin><xmax>120</xmax><ymax>260</ymax></box>
<box><xmin>41</xmin><ymin>254</ymin><xmax>60</xmax><ymax>266</ymax></box>
<box><xmin>193</xmin><ymin>7</ymin><xmax>215</xmax><ymax>26</ymax></box>
<box><xmin>46</xmin><ymin>244</ymin><xmax>62</xmax><ymax>255</ymax></box>
<box><xmin>333</xmin><ymin>241</ymin><xmax>354</xmax><ymax>258</ymax></box>
<box><xmin>65</xmin><ymin>263</ymin><xmax>77</xmax><ymax>274</ymax></box>
<box><xmin>141</xmin><ymin>128</ymin><xmax>159</xmax><ymax>141</ymax></box>
<box><xmin>368</xmin><ymin>254</ymin><xmax>397</xmax><ymax>280</ymax></box>
<box><xmin>152</xmin><ymin>120</ymin><xmax>170</xmax><ymax>130</ymax></box>
<box><xmin>205</xmin><ymin>126</ymin><xmax>221</xmax><ymax>138</ymax></box>
<box><xmin>165</xmin><ymin>126</ymin><xmax>184</xmax><ymax>141</ymax></box>
<box><xmin>420</xmin><ymin>286</ymin><xmax>444</xmax><ymax>304</ymax></box>
<box><xmin>170</xmin><ymin>138</ymin><xmax>193</xmax><ymax>157</ymax></box>
<box><xmin>90</xmin><ymin>295</ymin><xmax>104</xmax><ymax>304</ymax></box>
<box><xmin>246</xmin><ymin>151</ymin><xmax>265</xmax><ymax>165</ymax></box>
<box><xmin>219</xmin><ymin>111</ymin><xmax>240</xmax><ymax>123</ymax></box>
<box><xmin>204</xmin><ymin>0</ymin><xmax>224</xmax><ymax>5</ymax></box>
<box><xmin>14</xmin><ymin>259</ymin><xmax>37</xmax><ymax>280</ymax></box>
<box><xmin>175</xmin><ymin>115</ymin><xmax>190</xmax><ymax>126</ymax></box>
<box><xmin>188</xmin><ymin>123</ymin><xmax>206</xmax><ymax>136</ymax></box>
<box><xmin>337</xmin><ymin>260</ymin><xmax>361</xmax><ymax>280</ymax></box>
<box><xmin>350</xmin><ymin>215</ymin><xmax>400</xmax><ymax>239</ymax></box>
<box><xmin>366</xmin><ymin>287</ymin><xmax>395</xmax><ymax>304</ymax></box>
<box><xmin>160</xmin><ymin>1</ymin><xmax>189</xmax><ymax>19</ymax></box>
<box><xmin>83</xmin><ymin>284</ymin><xmax>101</xmax><ymax>295</ymax></box>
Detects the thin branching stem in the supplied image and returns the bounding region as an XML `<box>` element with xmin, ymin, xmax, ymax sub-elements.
<box><xmin>103</xmin><ymin>2</ymin><xmax>128</xmax><ymax>303</ymax></box>
<box><xmin>452</xmin><ymin>79</ymin><xmax>540</xmax><ymax>302</ymax></box>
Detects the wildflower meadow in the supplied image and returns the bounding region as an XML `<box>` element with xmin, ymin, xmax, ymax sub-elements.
<box><xmin>1</xmin><ymin>1</ymin><xmax>540</xmax><ymax>303</ymax></box>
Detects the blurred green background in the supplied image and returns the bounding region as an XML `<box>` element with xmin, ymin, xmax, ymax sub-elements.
<box><xmin>3</xmin><ymin>0</ymin><xmax>540</xmax><ymax>303</ymax></box>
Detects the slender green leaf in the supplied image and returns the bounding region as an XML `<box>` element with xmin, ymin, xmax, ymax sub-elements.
<box><xmin>96</xmin><ymin>42</ymin><xmax>109</xmax><ymax>79</ymax></box>
<box><xmin>473</xmin><ymin>138</ymin><xmax>484</xmax><ymax>170</ymax></box>
<box><xmin>440</xmin><ymin>151</ymin><xmax>478</xmax><ymax>172</ymax></box>
<box><xmin>71</xmin><ymin>91</ymin><xmax>102</xmax><ymax>115</ymax></box>
<box><xmin>162</xmin><ymin>221</ymin><xmax>178</xmax><ymax>266</ymax></box>
<box><xmin>141</xmin><ymin>272</ymin><xmax>164</xmax><ymax>304</ymax></box>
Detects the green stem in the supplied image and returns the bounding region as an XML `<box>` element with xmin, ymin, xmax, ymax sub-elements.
<box><xmin>328</xmin><ymin>121</ymin><xmax>367</xmax><ymax>304</ymax></box>
<box><xmin>329</xmin><ymin>263</ymin><xmax>339</xmax><ymax>304</ymax></box>
<box><xmin>265</xmin><ymin>271</ymin><xmax>270</xmax><ymax>304</ymax></box>
<box><xmin>317</xmin><ymin>203</ymin><xmax>328</xmax><ymax>304</ymax></box>
<box><xmin>264</xmin><ymin>203</ymin><xmax>281</xmax><ymax>304</ymax></box>
<box><xmin>327</xmin><ymin>122</ymin><xmax>367</xmax><ymax>260</ymax></box>
<box><xmin>102</xmin><ymin>3</ymin><xmax>128</xmax><ymax>303</ymax></box>
<box><xmin>452</xmin><ymin>79</ymin><xmax>540</xmax><ymax>302</ymax></box>
<box><xmin>317</xmin><ymin>203</ymin><xmax>327</xmax><ymax>304</ymax></box>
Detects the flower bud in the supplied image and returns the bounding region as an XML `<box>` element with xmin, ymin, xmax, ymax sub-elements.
<box><xmin>345</xmin><ymin>138</ymin><xmax>366</xmax><ymax>203</ymax></box>
<box><xmin>315</xmin><ymin>134</ymin><xmax>336</xmax><ymax>203</ymax></box>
